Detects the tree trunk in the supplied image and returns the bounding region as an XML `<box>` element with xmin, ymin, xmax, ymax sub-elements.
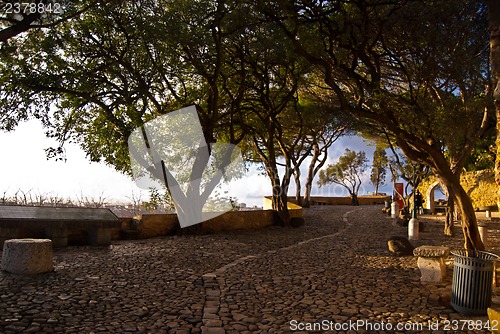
<box><xmin>253</xmin><ymin>133</ymin><xmax>292</xmax><ymax>226</ymax></box>
<box><xmin>272</xmin><ymin>184</ymin><xmax>291</xmax><ymax>226</ymax></box>
<box><xmin>442</xmin><ymin>183</ymin><xmax>454</xmax><ymax>236</ymax></box>
<box><xmin>303</xmin><ymin>156</ymin><xmax>317</xmax><ymax>208</ymax></box>
<box><xmin>350</xmin><ymin>193</ymin><xmax>359</xmax><ymax>206</ymax></box>
<box><xmin>440</xmin><ymin>172</ymin><xmax>484</xmax><ymax>250</ymax></box>
<box><xmin>294</xmin><ymin>166</ymin><xmax>303</xmax><ymax>206</ymax></box>
<box><xmin>303</xmin><ymin>162</ymin><xmax>314</xmax><ymax>207</ymax></box>
<box><xmin>269</xmin><ymin>165</ymin><xmax>291</xmax><ymax>226</ymax></box>
<box><xmin>303</xmin><ymin>142</ymin><xmax>323</xmax><ymax>208</ymax></box>
<box><xmin>444</xmin><ymin>193</ymin><xmax>454</xmax><ymax>237</ymax></box>
<box><xmin>490</xmin><ymin>0</ymin><xmax>500</xmax><ymax>210</ymax></box>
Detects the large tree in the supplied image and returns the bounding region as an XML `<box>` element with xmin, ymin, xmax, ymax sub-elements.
<box><xmin>0</xmin><ymin>0</ymin><xmax>319</xmax><ymax>224</ymax></box>
<box><xmin>292</xmin><ymin>74</ymin><xmax>350</xmax><ymax>207</ymax></box>
<box><xmin>243</xmin><ymin>62</ymin><xmax>308</xmax><ymax>225</ymax></box>
<box><xmin>318</xmin><ymin>148</ymin><xmax>368</xmax><ymax>205</ymax></box>
<box><xmin>266</xmin><ymin>0</ymin><xmax>490</xmax><ymax>250</ymax></box>
<box><xmin>0</xmin><ymin>0</ymin><xmax>257</xmax><ymax>228</ymax></box>
<box><xmin>1</xmin><ymin>0</ymin><xmax>253</xmax><ymax>163</ymax></box>
<box><xmin>490</xmin><ymin>0</ymin><xmax>500</xmax><ymax>209</ymax></box>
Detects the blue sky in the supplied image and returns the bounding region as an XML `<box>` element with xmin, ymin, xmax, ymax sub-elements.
<box><xmin>0</xmin><ymin>119</ymin><xmax>395</xmax><ymax>206</ymax></box>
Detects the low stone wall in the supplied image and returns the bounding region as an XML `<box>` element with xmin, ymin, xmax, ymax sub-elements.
<box><xmin>109</xmin><ymin>218</ymin><xmax>131</xmax><ymax>240</ymax></box>
<box><xmin>0</xmin><ymin>220</ymin><xmax>120</xmax><ymax>248</ymax></box>
<box><xmin>291</xmin><ymin>195</ymin><xmax>390</xmax><ymax>206</ymax></box>
<box><xmin>201</xmin><ymin>210</ymin><xmax>276</xmax><ymax>233</ymax></box>
<box><xmin>134</xmin><ymin>209</ymin><xmax>278</xmax><ymax>239</ymax></box>
<box><xmin>419</xmin><ymin>169</ymin><xmax>498</xmax><ymax>211</ymax></box>
<box><xmin>262</xmin><ymin>197</ymin><xmax>303</xmax><ymax>218</ymax></box>
<box><xmin>136</xmin><ymin>214</ymin><xmax>178</xmax><ymax>239</ymax></box>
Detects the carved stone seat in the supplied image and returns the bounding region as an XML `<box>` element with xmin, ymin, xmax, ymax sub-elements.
<box><xmin>413</xmin><ymin>245</ymin><xmax>450</xmax><ymax>282</ymax></box>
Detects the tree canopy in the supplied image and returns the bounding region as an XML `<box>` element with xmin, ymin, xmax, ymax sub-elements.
<box><xmin>264</xmin><ymin>0</ymin><xmax>490</xmax><ymax>249</ymax></box>
<box><xmin>0</xmin><ymin>0</ymin><xmax>494</xmax><ymax>247</ymax></box>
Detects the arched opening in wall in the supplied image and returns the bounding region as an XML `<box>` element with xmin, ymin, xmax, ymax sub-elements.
<box><xmin>425</xmin><ymin>181</ymin><xmax>447</xmax><ymax>214</ymax></box>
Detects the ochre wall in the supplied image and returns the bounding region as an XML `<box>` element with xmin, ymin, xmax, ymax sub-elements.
<box><xmin>461</xmin><ymin>170</ymin><xmax>497</xmax><ymax>209</ymax></box>
<box><xmin>135</xmin><ymin>209</ymin><xmax>279</xmax><ymax>238</ymax></box>
<box><xmin>125</xmin><ymin>194</ymin><xmax>391</xmax><ymax>241</ymax></box>
<box><xmin>262</xmin><ymin>197</ymin><xmax>303</xmax><ymax>218</ymax></box>
<box><xmin>419</xmin><ymin>169</ymin><xmax>497</xmax><ymax>210</ymax></box>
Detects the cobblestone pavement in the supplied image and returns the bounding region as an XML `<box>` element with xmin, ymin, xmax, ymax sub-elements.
<box><xmin>1</xmin><ymin>205</ymin><xmax>500</xmax><ymax>333</ymax></box>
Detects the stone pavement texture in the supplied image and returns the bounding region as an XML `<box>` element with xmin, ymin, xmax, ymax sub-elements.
<box><xmin>0</xmin><ymin>205</ymin><xmax>499</xmax><ymax>333</ymax></box>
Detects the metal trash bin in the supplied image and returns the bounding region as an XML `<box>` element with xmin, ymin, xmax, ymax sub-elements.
<box><xmin>451</xmin><ymin>250</ymin><xmax>499</xmax><ymax>315</ymax></box>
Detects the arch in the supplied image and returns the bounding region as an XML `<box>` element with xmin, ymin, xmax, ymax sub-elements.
<box><xmin>425</xmin><ymin>181</ymin><xmax>446</xmax><ymax>214</ymax></box>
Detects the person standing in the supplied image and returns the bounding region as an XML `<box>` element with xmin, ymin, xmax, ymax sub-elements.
<box><xmin>415</xmin><ymin>190</ymin><xmax>424</xmax><ymax>214</ymax></box>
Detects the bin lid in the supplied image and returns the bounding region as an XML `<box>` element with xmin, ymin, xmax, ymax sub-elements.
<box><xmin>451</xmin><ymin>249</ymin><xmax>499</xmax><ymax>261</ymax></box>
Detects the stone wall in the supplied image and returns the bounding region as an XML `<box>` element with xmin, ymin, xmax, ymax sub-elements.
<box><xmin>201</xmin><ymin>210</ymin><xmax>276</xmax><ymax>232</ymax></box>
<box><xmin>288</xmin><ymin>195</ymin><xmax>391</xmax><ymax>206</ymax></box>
<box><xmin>262</xmin><ymin>197</ymin><xmax>303</xmax><ymax>217</ymax></box>
<box><xmin>461</xmin><ymin>170</ymin><xmax>497</xmax><ymax>209</ymax></box>
<box><xmin>134</xmin><ymin>209</ymin><xmax>280</xmax><ymax>239</ymax></box>
<box><xmin>109</xmin><ymin>218</ymin><xmax>131</xmax><ymax>240</ymax></box>
<box><xmin>419</xmin><ymin>169</ymin><xmax>497</xmax><ymax>210</ymax></box>
<box><xmin>136</xmin><ymin>214</ymin><xmax>179</xmax><ymax>239</ymax></box>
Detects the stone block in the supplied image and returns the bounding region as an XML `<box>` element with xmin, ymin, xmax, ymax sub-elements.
<box><xmin>414</xmin><ymin>246</ymin><xmax>450</xmax><ymax>282</ymax></box>
<box><xmin>478</xmin><ymin>222</ymin><xmax>488</xmax><ymax>246</ymax></box>
<box><xmin>387</xmin><ymin>236</ymin><xmax>414</xmax><ymax>256</ymax></box>
<box><xmin>1</xmin><ymin>239</ymin><xmax>53</xmax><ymax>274</ymax></box>
<box><xmin>417</xmin><ymin>257</ymin><xmax>447</xmax><ymax>282</ymax></box>
<box><xmin>88</xmin><ymin>227</ymin><xmax>111</xmax><ymax>246</ymax></box>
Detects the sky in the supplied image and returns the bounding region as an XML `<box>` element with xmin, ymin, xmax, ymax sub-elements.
<box><xmin>0</xmin><ymin>119</ymin><xmax>395</xmax><ymax>207</ymax></box>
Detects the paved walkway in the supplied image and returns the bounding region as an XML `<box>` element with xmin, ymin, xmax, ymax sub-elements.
<box><xmin>0</xmin><ymin>205</ymin><xmax>499</xmax><ymax>333</ymax></box>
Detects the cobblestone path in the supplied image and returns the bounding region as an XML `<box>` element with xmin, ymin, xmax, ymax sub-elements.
<box><xmin>1</xmin><ymin>205</ymin><xmax>499</xmax><ymax>333</ymax></box>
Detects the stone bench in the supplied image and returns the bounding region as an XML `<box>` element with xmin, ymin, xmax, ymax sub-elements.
<box><xmin>1</xmin><ymin>239</ymin><xmax>53</xmax><ymax>274</ymax></box>
<box><xmin>478</xmin><ymin>206</ymin><xmax>497</xmax><ymax>220</ymax></box>
<box><xmin>413</xmin><ymin>245</ymin><xmax>450</xmax><ymax>282</ymax></box>
<box><xmin>0</xmin><ymin>206</ymin><xmax>121</xmax><ymax>248</ymax></box>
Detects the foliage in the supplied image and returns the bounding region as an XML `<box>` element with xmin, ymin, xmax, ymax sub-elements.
<box><xmin>465</xmin><ymin>112</ymin><xmax>496</xmax><ymax>171</ymax></box>
<box><xmin>0</xmin><ymin>0</ymin><xmax>251</xmax><ymax>169</ymax></box>
<box><xmin>202</xmin><ymin>191</ymin><xmax>239</xmax><ymax>212</ymax></box>
<box><xmin>0</xmin><ymin>0</ymin><xmax>342</xmax><ymax>221</ymax></box>
<box><xmin>266</xmin><ymin>0</ymin><xmax>489</xmax><ymax>248</ymax></box>
<box><xmin>490</xmin><ymin>0</ymin><xmax>500</xmax><ymax>209</ymax></box>
<box><xmin>0</xmin><ymin>1</ymin><xmax>103</xmax><ymax>43</ymax></box>
<box><xmin>0</xmin><ymin>0</ymin><xmax>493</xmax><ymax>242</ymax></box>
<box><xmin>141</xmin><ymin>188</ymin><xmax>174</xmax><ymax>212</ymax></box>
